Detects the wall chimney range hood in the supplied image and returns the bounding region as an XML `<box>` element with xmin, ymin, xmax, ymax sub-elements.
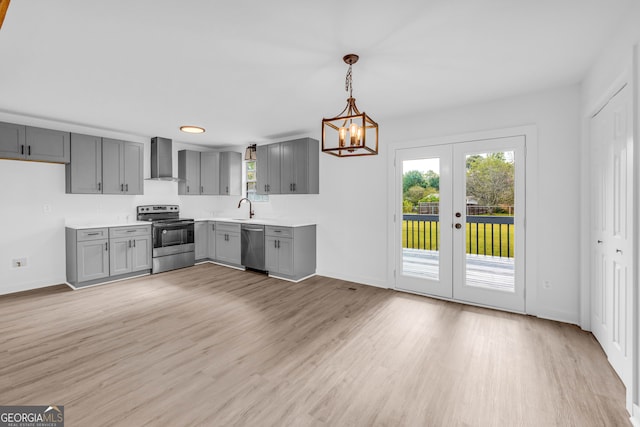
<box><xmin>149</xmin><ymin>137</ymin><xmax>181</xmax><ymax>181</ymax></box>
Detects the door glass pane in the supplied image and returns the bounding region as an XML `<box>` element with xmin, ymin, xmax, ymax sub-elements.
<box><xmin>402</xmin><ymin>158</ymin><xmax>440</xmax><ymax>280</ymax></box>
<box><xmin>464</xmin><ymin>151</ymin><xmax>515</xmax><ymax>291</ymax></box>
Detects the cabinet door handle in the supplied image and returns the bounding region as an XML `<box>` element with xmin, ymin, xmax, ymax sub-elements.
<box><xmin>98</xmin><ymin>182</ymin><xmax>101</xmax><ymax>191</ymax></box>
<box><xmin>201</xmin><ymin>186</ymin><xmax>203</xmax><ymax>193</ymax></box>
<box><xmin>274</xmin><ymin>240</ymin><xmax>277</xmax><ymax>248</ymax></box>
<box><xmin>121</xmin><ymin>184</ymin><xmax>124</xmax><ymax>191</ymax></box>
<box><xmin>277</xmin><ymin>240</ymin><xmax>280</xmax><ymax>249</ymax></box>
<box><xmin>128</xmin><ymin>240</ymin><xmax>132</xmax><ymax>248</ymax></box>
<box><xmin>133</xmin><ymin>240</ymin><xmax>136</xmax><ymax>248</ymax></box>
<box><xmin>293</xmin><ymin>183</ymin><xmax>296</xmax><ymax>192</ymax></box>
<box><xmin>20</xmin><ymin>145</ymin><xmax>24</xmax><ymax>155</ymax></box>
<box><xmin>226</xmin><ymin>186</ymin><xmax>229</xmax><ymax>194</ymax></box>
<box><xmin>87</xmin><ymin>232</ymin><xmax>100</xmax><ymax>236</ymax></box>
<box><xmin>28</xmin><ymin>145</ymin><xmax>31</xmax><ymax>156</ymax></box>
<box><xmin>125</xmin><ymin>183</ymin><xmax>129</xmax><ymax>192</ymax></box>
<box><xmin>127</xmin><ymin>230</ymin><xmax>136</xmax><ymax>233</ymax></box>
<box><xmin>212</xmin><ymin>224</ymin><xmax>215</xmax><ymax>231</ymax></box>
<box><xmin>105</xmin><ymin>242</ymin><xmax>108</xmax><ymax>251</ymax></box>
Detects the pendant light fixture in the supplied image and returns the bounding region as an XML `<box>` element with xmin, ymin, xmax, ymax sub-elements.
<box><xmin>244</xmin><ymin>144</ymin><xmax>257</xmax><ymax>160</ymax></box>
<box><xmin>322</xmin><ymin>54</ymin><xmax>378</xmax><ymax>157</ymax></box>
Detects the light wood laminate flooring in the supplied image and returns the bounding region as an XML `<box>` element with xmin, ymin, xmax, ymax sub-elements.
<box><xmin>0</xmin><ymin>263</ymin><xmax>629</xmax><ymax>426</ymax></box>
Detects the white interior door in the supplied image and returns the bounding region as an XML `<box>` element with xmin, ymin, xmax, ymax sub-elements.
<box><xmin>590</xmin><ymin>84</ymin><xmax>633</xmax><ymax>390</ymax></box>
<box><xmin>395</xmin><ymin>136</ymin><xmax>525</xmax><ymax>313</ymax></box>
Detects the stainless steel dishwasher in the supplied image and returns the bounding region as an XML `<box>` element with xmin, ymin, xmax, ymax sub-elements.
<box><xmin>241</xmin><ymin>224</ymin><xmax>265</xmax><ymax>271</ymax></box>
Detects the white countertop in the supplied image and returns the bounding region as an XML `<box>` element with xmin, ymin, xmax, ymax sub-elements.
<box><xmin>65</xmin><ymin>221</ymin><xmax>151</xmax><ymax>230</ymax></box>
<box><xmin>194</xmin><ymin>217</ymin><xmax>316</xmax><ymax>227</ymax></box>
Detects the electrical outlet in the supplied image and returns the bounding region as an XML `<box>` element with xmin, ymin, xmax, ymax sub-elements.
<box><xmin>43</xmin><ymin>204</ymin><xmax>52</xmax><ymax>214</ymax></box>
<box><xmin>12</xmin><ymin>258</ymin><xmax>27</xmax><ymax>268</ymax></box>
<box><xmin>543</xmin><ymin>280</ymin><xmax>551</xmax><ymax>289</ymax></box>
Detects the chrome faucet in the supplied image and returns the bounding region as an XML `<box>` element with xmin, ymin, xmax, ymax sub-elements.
<box><xmin>237</xmin><ymin>197</ymin><xmax>255</xmax><ymax>219</ymax></box>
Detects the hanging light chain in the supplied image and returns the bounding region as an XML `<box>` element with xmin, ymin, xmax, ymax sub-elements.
<box><xmin>345</xmin><ymin>64</ymin><xmax>353</xmax><ymax>98</ymax></box>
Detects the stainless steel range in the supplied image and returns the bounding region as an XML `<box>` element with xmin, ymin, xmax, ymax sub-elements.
<box><xmin>137</xmin><ymin>205</ymin><xmax>195</xmax><ymax>274</ymax></box>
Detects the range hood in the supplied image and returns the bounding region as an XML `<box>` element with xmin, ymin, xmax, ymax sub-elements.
<box><xmin>148</xmin><ymin>137</ymin><xmax>181</xmax><ymax>181</ymax></box>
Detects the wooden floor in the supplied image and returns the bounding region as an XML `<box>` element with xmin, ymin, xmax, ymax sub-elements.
<box><xmin>0</xmin><ymin>264</ymin><xmax>629</xmax><ymax>426</ymax></box>
<box><xmin>403</xmin><ymin>248</ymin><xmax>515</xmax><ymax>291</ymax></box>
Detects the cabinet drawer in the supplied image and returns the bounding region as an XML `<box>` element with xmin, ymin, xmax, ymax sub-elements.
<box><xmin>216</xmin><ymin>222</ymin><xmax>241</xmax><ymax>233</ymax></box>
<box><xmin>109</xmin><ymin>225</ymin><xmax>151</xmax><ymax>238</ymax></box>
<box><xmin>77</xmin><ymin>228</ymin><xmax>109</xmax><ymax>241</ymax></box>
<box><xmin>265</xmin><ymin>226</ymin><xmax>293</xmax><ymax>238</ymax></box>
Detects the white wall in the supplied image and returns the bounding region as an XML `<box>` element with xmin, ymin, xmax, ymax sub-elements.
<box><xmin>0</xmin><ymin>86</ymin><xmax>582</xmax><ymax>325</ymax></box>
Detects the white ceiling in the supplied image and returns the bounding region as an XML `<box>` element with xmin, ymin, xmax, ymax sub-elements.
<box><xmin>0</xmin><ymin>1</ymin><xmax>633</xmax><ymax>147</ymax></box>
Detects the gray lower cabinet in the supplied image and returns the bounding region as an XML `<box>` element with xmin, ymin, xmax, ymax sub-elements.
<box><xmin>66</xmin><ymin>133</ymin><xmax>102</xmax><ymax>194</ymax></box>
<box><xmin>214</xmin><ymin>222</ymin><xmax>241</xmax><ymax>266</ymax></box>
<box><xmin>102</xmin><ymin>138</ymin><xmax>143</xmax><ymax>195</ymax></box>
<box><xmin>0</xmin><ymin>121</ymin><xmax>70</xmax><ymax>163</ymax></box>
<box><xmin>66</xmin><ymin>225</ymin><xmax>151</xmax><ymax>288</ymax></box>
<box><xmin>207</xmin><ymin>222</ymin><xmax>217</xmax><ymax>260</ymax></box>
<box><xmin>195</xmin><ymin>221</ymin><xmax>209</xmax><ymax>261</ymax></box>
<box><xmin>265</xmin><ymin>225</ymin><xmax>316</xmax><ymax>281</ymax></box>
<box><xmin>109</xmin><ymin>226</ymin><xmax>152</xmax><ymax>275</ymax></box>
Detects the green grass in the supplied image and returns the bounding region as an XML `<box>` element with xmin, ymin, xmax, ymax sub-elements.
<box><xmin>402</xmin><ymin>220</ymin><xmax>515</xmax><ymax>258</ymax></box>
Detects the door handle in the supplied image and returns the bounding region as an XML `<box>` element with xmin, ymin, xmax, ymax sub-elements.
<box><xmin>121</xmin><ymin>184</ymin><xmax>124</xmax><ymax>191</ymax></box>
<box><xmin>455</xmin><ymin>223</ymin><xmax>462</xmax><ymax>229</ymax></box>
<box><xmin>98</xmin><ymin>182</ymin><xmax>101</xmax><ymax>191</ymax></box>
<box><xmin>133</xmin><ymin>240</ymin><xmax>136</xmax><ymax>247</ymax></box>
<box><xmin>20</xmin><ymin>145</ymin><xmax>24</xmax><ymax>155</ymax></box>
<box><xmin>105</xmin><ymin>242</ymin><xmax>108</xmax><ymax>251</ymax></box>
<box><xmin>128</xmin><ymin>240</ymin><xmax>132</xmax><ymax>248</ymax></box>
<box><xmin>125</xmin><ymin>183</ymin><xmax>129</xmax><ymax>192</ymax></box>
<box><xmin>28</xmin><ymin>145</ymin><xmax>31</xmax><ymax>156</ymax></box>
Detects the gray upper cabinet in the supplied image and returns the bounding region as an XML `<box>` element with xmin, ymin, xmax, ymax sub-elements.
<box><xmin>256</xmin><ymin>143</ymin><xmax>281</xmax><ymax>194</ymax></box>
<box><xmin>201</xmin><ymin>152</ymin><xmax>220</xmax><ymax>195</ymax></box>
<box><xmin>179</xmin><ymin>150</ymin><xmax>240</xmax><ymax>196</ymax></box>
<box><xmin>256</xmin><ymin>138</ymin><xmax>318</xmax><ymax>195</ymax></box>
<box><xmin>280</xmin><ymin>138</ymin><xmax>318</xmax><ymax>194</ymax></box>
<box><xmin>66</xmin><ymin>133</ymin><xmax>102</xmax><ymax>194</ymax></box>
<box><xmin>0</xmin><ymin>121</ymin><xmax>26</xmax><ymax>160</ymax></box>
<box><xmin>0</xmin><ymin>121</ymin><xmax>70</xmax><ymax>163</ymax></box>
<box><xmin>178</xmin><ymin>150</ymin><xmax>201</xmax><ymax>195</ymax></box>
<box><xmin>102</xmin><ymin>138</ymin><xmax>143</xmax><ymax>195</ymax></box>
<box><xmin>220</xmin><ymin>151</ymin><xmax>241</xmax><ymax>196</ymax></box>
<box><xmin>25</xmin><ymin>126</ymin><xmax>70</xmax><ymax>163</ymax></box>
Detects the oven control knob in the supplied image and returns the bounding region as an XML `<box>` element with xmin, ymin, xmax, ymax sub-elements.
<box><xmin>163</xmin><ymin>230</ymin><xmax>167</xmax><ymax>234</ymax></box>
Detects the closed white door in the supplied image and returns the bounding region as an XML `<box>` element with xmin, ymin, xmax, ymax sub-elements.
<box><xmin>590</xmin><ymin>84</ymin><xmax>633</xmax><ymax>389</ymax></box>
<box><xmin>395</xmin><ymin>136</ymin><xmax>525</xmax><ymax>312</ymax></box>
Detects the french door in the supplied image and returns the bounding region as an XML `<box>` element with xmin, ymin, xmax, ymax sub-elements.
<box><xmin>395</xmin><ymin>136</ymin><xmax>525</xmax><ymax>312</ymax></box>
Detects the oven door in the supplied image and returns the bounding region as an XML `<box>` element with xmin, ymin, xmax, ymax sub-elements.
<box><xmin>153</xmin><ymin>221</ymin><xmax>195</xmax><ymax>257</ymax></box>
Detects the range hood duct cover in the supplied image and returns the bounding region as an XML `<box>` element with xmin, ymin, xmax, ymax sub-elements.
<box><xmin>149</xmin><ymin>137</ymin><xmax>180</xmax><ymax>181</ymax></box>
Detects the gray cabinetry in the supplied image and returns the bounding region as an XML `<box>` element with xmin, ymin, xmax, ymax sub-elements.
<box><xmin>66</xmin><ymin>228</ymin><xmax>110</xmax><ymax>286</ymax></box>
<box><xmin>201</xmin><ymin>152</ymin><xmax>220</xmax><ymax>195</ymax></box>
<box><xmin>220</xmin><ymin>151</ymin><xmax>241</xmax><ymax>195</ymax></box>
<box><xmin>265</xmin><ymin>225</ymin><xmax>316</xmax><ymax>281</ymax></box>
<box><xmin>214</xmin><ymin>222</ymin><xmax>241</xmax><ymax>266</ymax></box>
<box><xmin>280</xmin><ymin>138</ymin><xmax>318</xmax><ymax>194</ymax></box>
<box><xmin>66</xmin><ymin>133</ymin><xmax>102</xmax><ymax>194</ymax></box>
<box><xmin>102</xmin><ymin>138</ymin><xmax>143</xmax><ymax>195</ymax></box>
<box><xmin>256</xmin><ymin>143</ymin><xmax>281</xmax><ymax>194</ymax></box>
<box><xmin>0</xmin><ymin>121</ymin><xmax>25</xmax><ymax>160</ymax></box>
<box><xmin>109</xmin><ymin>225</ymin><xmax>152</xmax><ymax>276</ymax></box>
<box><xmin>207</xmin><ymin>222</ymin><xmax>217</xmax><ymax>260</ymax></box>
<box><xmin>179</xmin><ymin>150</ymin><xmax>241</xmax><ymax>196</ymax></box>
<box><xmin>178</xmin><ymin>150</ymin><xmax>201</xmax><ymax>195</ymax></box>
<box><xmin>256</xmin><ymin>138</ymin><xmax>318</xmax><ymax>195</ymax></box>
<box><xmin>195</xmin><ymin>221</ymin><xmax>209</xmax><ymax>261</ymax></box>
<box><xmin>0</xmin><ymin>121</ymin><xmax>70</xmax><ymax>163</ymax></box>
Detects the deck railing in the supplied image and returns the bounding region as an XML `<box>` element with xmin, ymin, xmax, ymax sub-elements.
<box><xmin>402</xmin><ymin>214</ymin><xmax>515</xmax><ymax>258</ymax></box>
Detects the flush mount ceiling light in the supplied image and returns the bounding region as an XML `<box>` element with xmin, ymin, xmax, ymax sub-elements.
<box><xmin>322</xmin><ymin>54</ymin><xmax>379</xmax><ymax>157</ymax></box>
<box><xmin>179</xmin><ymin>125</ymin><xmax>205</xmax><ymax>134</ymax></box>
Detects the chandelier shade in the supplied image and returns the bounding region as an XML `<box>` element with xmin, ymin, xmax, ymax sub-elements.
<box><xmin>322</xmin><ymin>54</ymin><xmax>379</xmax><ymax>157</ymax></box>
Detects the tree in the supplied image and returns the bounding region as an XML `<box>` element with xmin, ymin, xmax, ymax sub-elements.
<box><xmin>405</xmin><ymin>185</ymin><xmax>426</xmax><ymax>205</ymax></box>
<box><xmin>466</xmin><ymin>155</ymin><xmax>514</xmax><ymax>209</ymax></box>
<box><xmin>424</xmin><ymin>170</ymin><xmax>439</xmax><ymax>190</ymax></box>
<box><xmin>403</xmin><ymin>170</ymin><xmax>425</xmax><ymax>192</ymax></box>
